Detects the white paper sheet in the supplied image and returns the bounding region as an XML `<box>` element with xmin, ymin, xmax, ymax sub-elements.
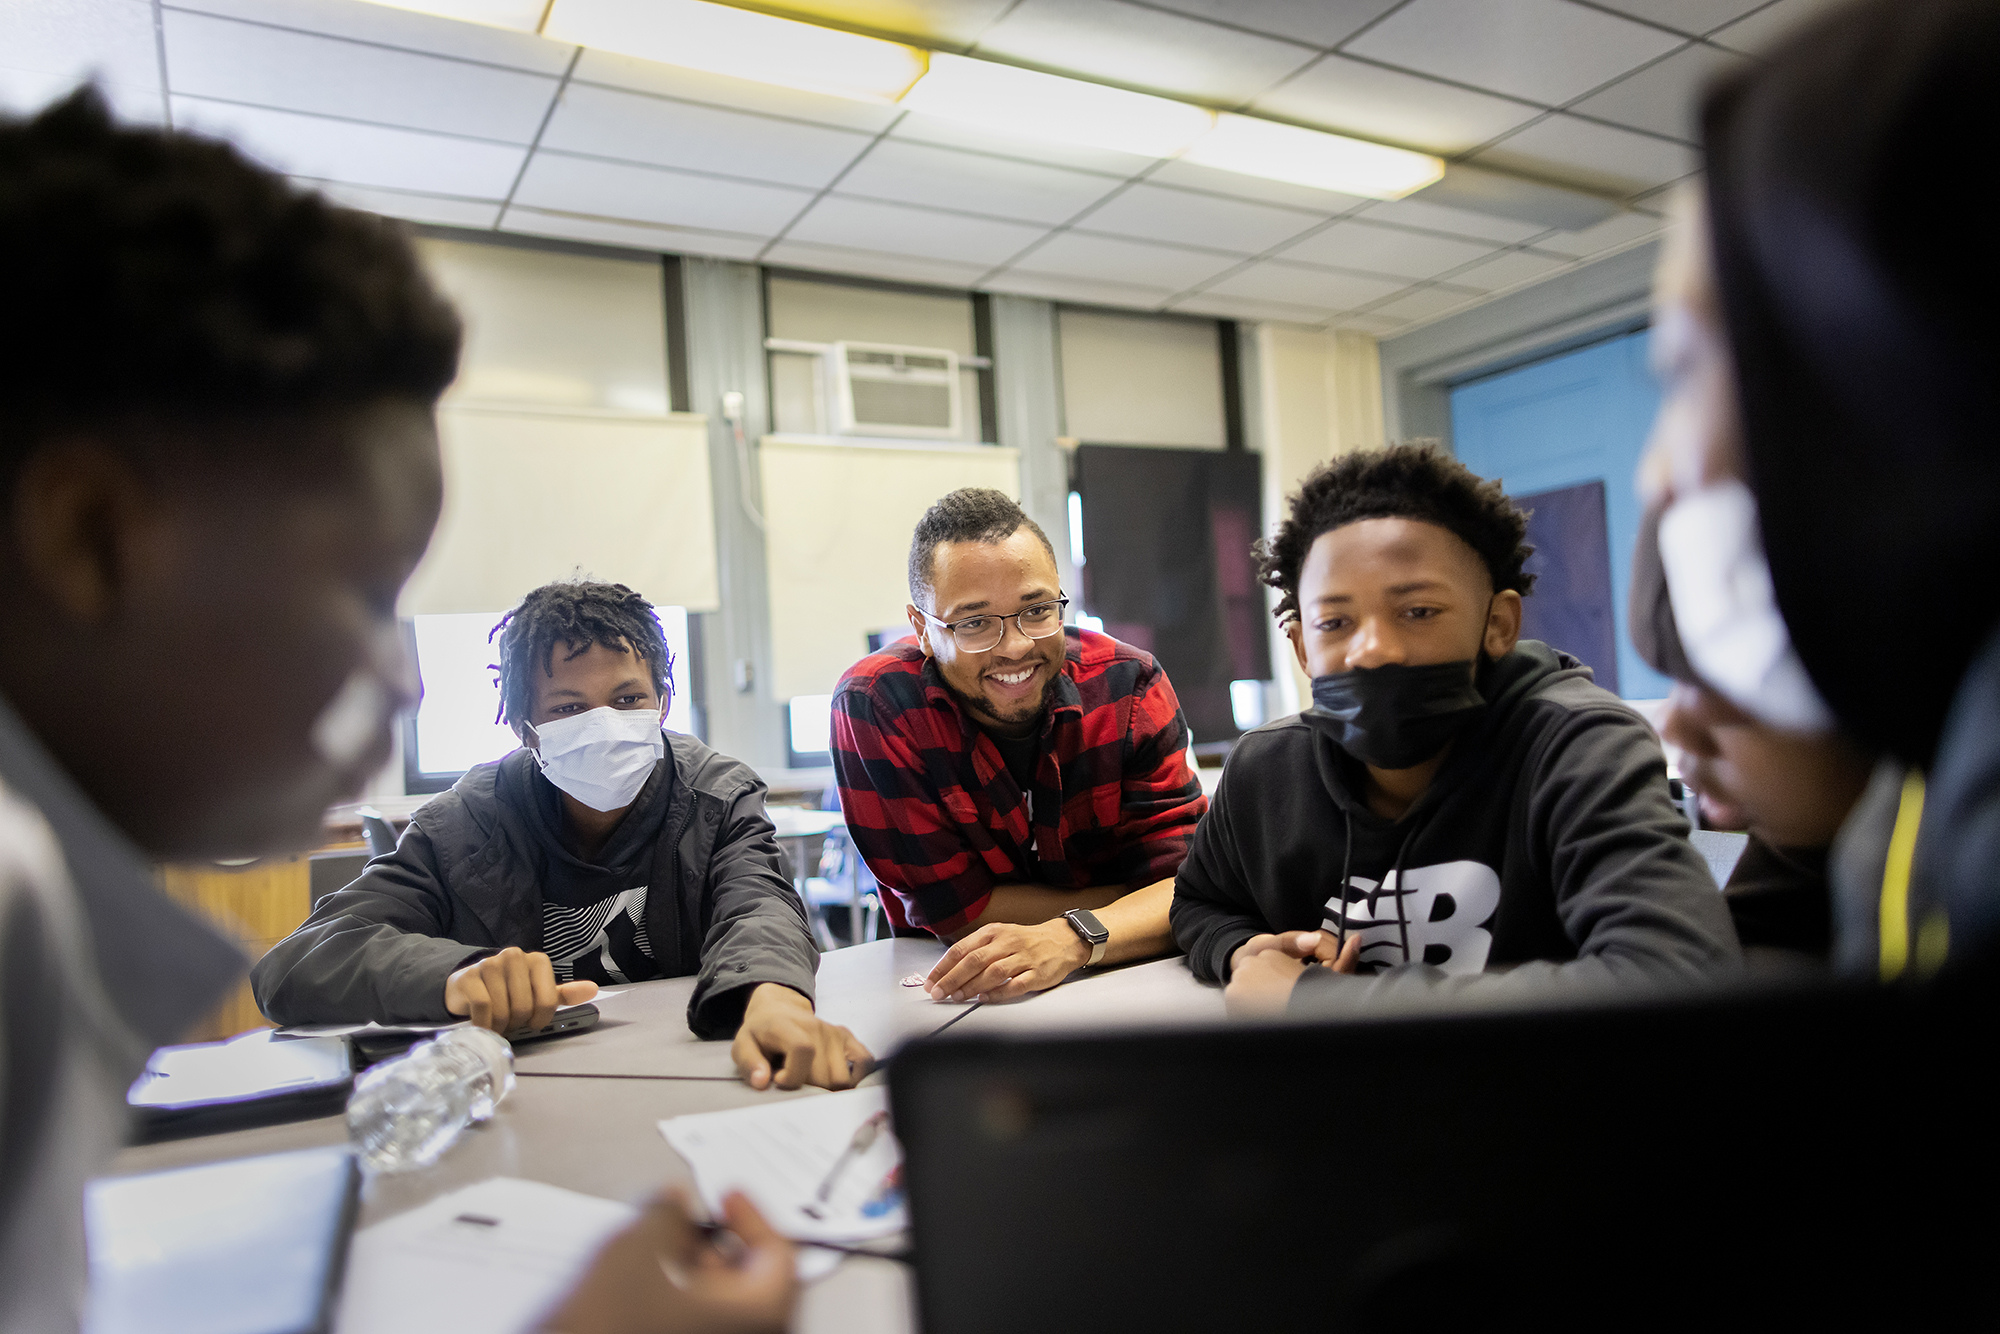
<box><xmin>659</xmin><ymin>1087</ymin><xmax>907</xmax><ymax>1244</ymax></box>
<box><xmin>334</xmin><ymin>1178</ymin><xmax>634</xmax><ymax>1334</ymax></box>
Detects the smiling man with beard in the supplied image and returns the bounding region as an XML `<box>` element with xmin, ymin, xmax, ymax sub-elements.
<box><xmin>831</xmin><ymin>489</ymin><xmax>1206</xmax><ymax>1002</ymax></box>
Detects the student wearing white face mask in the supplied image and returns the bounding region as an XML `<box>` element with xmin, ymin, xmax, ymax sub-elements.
<box><xmin>254</xmin><ymin>579</ymin><xmax>871</xmax><ymax>1092</ymax></box>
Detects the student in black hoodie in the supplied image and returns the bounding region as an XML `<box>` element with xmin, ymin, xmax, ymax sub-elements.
<box><xmin>1171</xmin><ymin>447</ymin><xmax>1740</xmax><ymax>1013</ymax></box>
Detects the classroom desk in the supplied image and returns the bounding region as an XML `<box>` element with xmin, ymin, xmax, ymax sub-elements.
<box><xmin>948</xmin><ymin>954</ymin><xmax>1226</xmax><ymax>1035</ymax></box>
<box><xmin>102</xmin><ymin>940</ymin><xmax>1219</xmax><ymax>1333</ymax></box>
<box><xmin>511</xmin><ymin>936</ymin><xmax>958</xmax><ymax>1078</ymax></box>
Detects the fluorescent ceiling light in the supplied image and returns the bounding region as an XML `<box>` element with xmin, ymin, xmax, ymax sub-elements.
<box><xmin>900</xmin><ymin>53</ymin><xmax>1215</xmax><ymax>159</ymax></box>
<box><xmin>352</xmin><ymin>0</ymin><xmax>548</xmax><ymax>31</ymax></box>
<box><xmin>542</xmin><ymin>0</ymin><xmax>928</xmax><ymax>103</ymax></box>
<box><xmin>1181</xmin><ymin>113</ymin><xmax>1444</xmax><ymax>200</ymax></box>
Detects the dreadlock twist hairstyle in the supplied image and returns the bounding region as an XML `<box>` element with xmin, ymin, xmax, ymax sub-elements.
<box><xmin>490</xmin><ymin>581</ymin><xmax>673</xmax><ymax>727</ymax></box>
<box><xmin>1257</xmin><ymin>444</ymin><xmax>1535</xmax><ymax>626</ymax></box>
<box><xmin>0</xmin><ymin>86</ymin><xmax>461</xmax><ymax>483</ymax></box>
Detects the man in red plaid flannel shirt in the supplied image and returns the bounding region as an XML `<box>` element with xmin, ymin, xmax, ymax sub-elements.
<box><xmin>832</xmin><ymin>489</ymin><xmax>1207</xmax><ymax>1004</ymax></box>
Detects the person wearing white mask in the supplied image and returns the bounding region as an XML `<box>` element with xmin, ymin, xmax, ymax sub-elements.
<box><xmin>254</xmin><ymin>579</ymin><xmax>870</xmax><ymax>1093</ymax></box>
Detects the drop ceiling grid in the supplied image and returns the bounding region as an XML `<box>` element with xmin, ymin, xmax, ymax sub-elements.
<box><xmin>70</xmin><ymin>0</ymin><xmax>1796</xmax><ymax>331</ymax></box>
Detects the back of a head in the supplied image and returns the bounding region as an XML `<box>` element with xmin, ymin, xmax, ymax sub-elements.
<box><xmin>1701</xmin><ymin>0</ymin><xmax>2000</xmax><ymax>766</ymax></box>
<box><xmin>1256</xmin><ymin>444</ymin><xmax>1535</xmax><ymax>626</ymax></box>
<box><xmin>0</xmin><ymin>87</ymin><xmax>462</xmax><ymax>485</ymax></box>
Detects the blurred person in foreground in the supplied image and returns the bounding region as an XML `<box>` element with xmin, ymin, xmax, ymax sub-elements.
<box><xmin>254</xmin><ymin>578</ymin><xmax>868</xmax><ymax>1094</ymax></box>
<box><xmin>832</xmin><ymin>488</ymin><xmax>1207</xmax><ymax>1003</ymax></box>
<box><xmin>1176</xmin><ymin>447</ymin><xmax>1739</xmax><ymax>1016</ymax></box>
<box><xmin>1642</xmin><ymin>0</ymin><xmax>2000</xmax><ymax>982</ymax></box>
<box><xmin>1628</xmin><ymin>503</ymin><xmax>1872</xmax><ymax>968</ymax></box>
<box><xmin>0</xmin><ymin>91</ymin><xmax>792</xmax><ymax>1333</ymax></box>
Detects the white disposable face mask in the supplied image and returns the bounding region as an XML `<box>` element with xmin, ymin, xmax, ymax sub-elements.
<box><xmin>310</xmin><ymin>621</ymin><xmax>419</xmax><ymax>772</ymax></box>
<box><xmin>1656</xmin><ymin>479</ymin><xmax>1834</xmax><ymax>732</ymax></box>
<box><xmin>529</xmin><ymin>706</ymin><xmax>665</xmax><ymax>812</ymax></box>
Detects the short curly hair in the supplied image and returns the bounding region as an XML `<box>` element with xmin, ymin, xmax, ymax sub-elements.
<box><xmin>1258</xmin><ymin>445</ymin><xmax>1535</xmax><ymax>625</ymax></box>
<box><xmin>490</xmin><ymin>581</ymin><xmax>673</xmax><ymax>727</ymax></box>
<box><xmin>907</xmin><ymin>487</ymin><xmax>1055</xmax><ymax>609</ymax></box>
<box><xmin>0</xmin><ymin>87</ymin><xmax>460</xmax><ymax>483</ymax></box>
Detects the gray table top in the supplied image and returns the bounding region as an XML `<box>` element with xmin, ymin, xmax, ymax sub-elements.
<box><xmin>509</xmin><ymin>937</ymin><xmax>958</xmax><ymax>1078</ymax></box>
<box><xmin>103</xmin><ymin>938</ymin><xmax>1221</xmax><ymax>1333</ymax></box>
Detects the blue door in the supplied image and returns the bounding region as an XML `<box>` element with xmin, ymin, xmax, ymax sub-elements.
<box><xmin>1450</xmin><ymin>329</ymin><xmax>1670</xmax><ymax>700</ymax></box>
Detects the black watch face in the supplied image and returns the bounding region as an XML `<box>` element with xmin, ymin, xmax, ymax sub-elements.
<box><xmin>1069</xmin><ymin>909</ymin><xmax>1108</xmax><ymax>944</ymax></box>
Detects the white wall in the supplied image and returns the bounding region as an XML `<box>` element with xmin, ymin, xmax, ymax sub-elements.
<box><xmin>416</xmin><ymin>237</ymin><xmax>671</xmax><ymax>413</ymax></box>
<box><xmin>1254</xmin><ymin>324</ymin><xmax>1386</xmax><ymax>713</ymax></box>
<box><xmin>1058</xmin><ymin>308</ymin><xmax>1226</xmax><ymax>449</ymax></box>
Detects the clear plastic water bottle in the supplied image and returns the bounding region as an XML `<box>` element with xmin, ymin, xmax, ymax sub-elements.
<box><xmin>346</xmin><ymin>1026</ymin><xmax>516</xmax><ymax>1173</ymax></box>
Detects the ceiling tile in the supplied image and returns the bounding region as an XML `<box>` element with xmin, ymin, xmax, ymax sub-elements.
<box><xmin>1279</xmin><ymin>218</ymin><xmax>1498</xmax><ymax>280</ymax></box>
<box><xmin>1345</xmin><ymin>0</ymin><xmax>1684</xmax><ymax>105</ymax></box>
<box><xmin>1363</xmin><ymin>282</ymin><xmax>1484</xmax><ymax>321</ymax></box>
<box><xmin>1568</xmin><ymin>41</ymin><xmax>1747</xmax><ymax>141</ymax></box>
<box><xmin>1588</xmin><ymin>0</ymin><xmax>1767</xmax><ymax>36</ymax></box>
<box><xmin>1333</xmin><ymin>313</ymin><xmax>1412</xmax><ymax>335</ymax></box>
<box><xmin>785</xmin><ymin>196</ymin><xmax>1049</xmax><ymax>267</ymax></box>
<box><xmin>169</xmin><ymin>0</ymin><xmax>575</xmax><ymax>73</ymax></box>
<box><xmin>1442</xmin><ymin>247</ymin><xmax>1574</xmax><ymax>291</ymax></box>
<box><xmin>303</xmin><ymin>178</ymin><xmax>503</xmax><ymax>228</ymax></box>
<box><xmin>1203</xmin><ymin>260</ymin><xmax>1405</xmax><ymax>309</ymax></box>
<box><xmin>1529</xmin><ymin>208</ymin><xmax>1665</xmax><ymax>257</ymax></box>
<box><xmin>1475</xmin><ymin>113</ymin><xmax>1698</xmax><ymax>194</ymax></box>
<box><xmin>511</xmin><ymin>151</ymin><xmax>812</xmax><ymax>233</ymax></box>
<box><xmin>1250</xmin><ymin>54</ymin><xmax>1540</xmax><ymax>156</ymax></box>
<box><xmin>1003</xmin><ymin>231</ymin><xmax>1242</xmax><ymax>290</ymax></box>
<box><xmin>762</xmin><ymin>239</ymin><xmax>996</xmax><ymax>289</ymax></box>
<box><xmin>164</xmin><ymin>10</ymin><xmax>557</xmax><ymax>143</ymax></box>
<box><xmin>1167</xmin><ymin>291</ymin><xmax>1336</xmax><ymax>326</ymax></box>
<box><xmin>1139</xmin><ymin>0</ymin><xmax>1403</xmax><ymax>47</ymax></box>
<box><xmin>540</xmin><ymin>84</ymin><xmax>874</xmax><ymax>189</ymax></box>
<box><xmin>171</xmin><ymin>96</ymin><xmax>525</xmax><ymax>196</ymax></box>
<box><xmin>980</xmin><ymin>269</ymin><xmax>1176</xmax><ymax>310</ymax></box>
<box><xmin>570</xmin><ymin>52</ymin><xmax>898</xmax><ymax>133</ymax></box>
<box><xmin>1145</xmin><ymin>159</ymin><xmax>1371</xmax><ymax>213</ymax></box>
<box><xmin>1352</xmin><ymin>196</ymin><xmax>1548</xmax><ymax>244</ymax></box>
<box><xmin>738</xmin><ymin>0</ymin><xmax>1017</xmax><ymax>47</ymax></box>
<box><xmin>500</xmin><ymin>205</ymin><xmax>768</xmax><ymax>259</ymax></box>
<box><xmin>1075</xmin><ymin>183</ymin><xmax>1326</xmax><ymax>254</ymax></box>
<box><xmin>834</xmin><ymin>139</ymin><xmax>1123</xmax><ymax>225</ymax></box>
<box><xmin>2</xmin><ymin>0</ymin><xmax>162</xmax><ymax>122</ymax></box>
<box><xmin>1709</xmin><ymin>0</ymin><xmax>1851</xmax><ymax>53</ymax></box>
<box><xmin>972</xmin><ymin>0</ymin><xmax>1319</xmax><ymax>105</ymax></box>
<box><xmin>889</xmin><ymin>109</ymin><xmax>1158</xmax><ymax>176</ymax></box>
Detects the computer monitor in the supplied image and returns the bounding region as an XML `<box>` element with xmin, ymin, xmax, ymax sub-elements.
<box><xmin>890</xmin><ymin>979</ymin><xmax>1979</xmax><ymax>1332</ymax></box>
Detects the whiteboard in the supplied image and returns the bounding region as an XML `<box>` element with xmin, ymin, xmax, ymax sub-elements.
<box><xmin>400</xmin><ymin>405</ymin><xmax>720</xmax><ymax>616</ymax></box>
<box><xmin>760</xmin><ymin>436</ymin><xmax>1021</xmax><ymax>700</ymax></box>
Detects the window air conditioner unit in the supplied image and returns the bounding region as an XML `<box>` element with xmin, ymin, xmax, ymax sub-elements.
<box><xmin>833</xmin><ymin>341</ymin><xmax>960</xmax><ymax>439</ymax></box>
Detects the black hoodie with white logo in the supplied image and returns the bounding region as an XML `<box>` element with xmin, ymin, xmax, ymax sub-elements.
<box><xmin>1171</xmin><ymin>641</ymin><xmax>1741</xmax><ymax>1005</ymax></box>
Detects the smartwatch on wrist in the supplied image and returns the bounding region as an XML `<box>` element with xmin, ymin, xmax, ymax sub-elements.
<box><xmin>1062</xmin><ymin>908</ymin><xmax>1110</xmax><ymax>966</ymax></box>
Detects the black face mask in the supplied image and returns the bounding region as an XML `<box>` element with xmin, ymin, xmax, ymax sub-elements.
<box><xmin>1305</xmin><ymin>660</ymin><xmax>1488</xmax><ymax>771</ymax></box>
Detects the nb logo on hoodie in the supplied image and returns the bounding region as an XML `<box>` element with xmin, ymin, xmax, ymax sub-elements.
<box><xmin>1321</xmin><ymin>861</ymin><xmax>1502</xmax><ymax>974</ymax></box>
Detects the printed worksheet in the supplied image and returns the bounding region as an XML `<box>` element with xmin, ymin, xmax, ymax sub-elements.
<box><xmin>334</xmin><ymin>1178</ymin><xmax>633</xmax><ymax>1334</ymax></box>
<box><xmin>660</xmin><ymin>1086</ymin><xmax>907</xmax><ymax>1244</ymax></box>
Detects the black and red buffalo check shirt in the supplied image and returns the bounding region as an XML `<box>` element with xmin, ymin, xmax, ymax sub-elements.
<box><xmin>830</xmin><ymin>628</ymin><xmax>1207</xmax><ymax>936</ymax></box>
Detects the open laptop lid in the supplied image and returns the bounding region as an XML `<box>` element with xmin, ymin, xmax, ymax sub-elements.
<box><xmin>890</xmin><ymin>980</ymin><xmax>1977</xmax><ymax>1332</ymax></box>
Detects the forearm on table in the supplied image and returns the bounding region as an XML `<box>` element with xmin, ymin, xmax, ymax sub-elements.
<box><xmin>950</xmin><ymin>877</ymin><xmax>1175</xmax><ymax>966</ymax></box>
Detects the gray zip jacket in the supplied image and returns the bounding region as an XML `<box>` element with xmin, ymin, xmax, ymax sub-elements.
<box><xmin>252</xmin><ymin>734</ymin><xmax>817</xmax><ymax>1038</ymax></box>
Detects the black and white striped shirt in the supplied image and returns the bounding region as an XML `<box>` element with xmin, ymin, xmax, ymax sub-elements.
<box><xmin>543</xmin><ymin>886</ymin><xmax>657</xmax><ymax>985</ymax></box>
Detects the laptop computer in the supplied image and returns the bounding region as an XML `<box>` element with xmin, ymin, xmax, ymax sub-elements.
<box><xmin>890</xmin><ymin>979</ymin><xmax>1984</xmax><ymax>1332</ymax></box>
